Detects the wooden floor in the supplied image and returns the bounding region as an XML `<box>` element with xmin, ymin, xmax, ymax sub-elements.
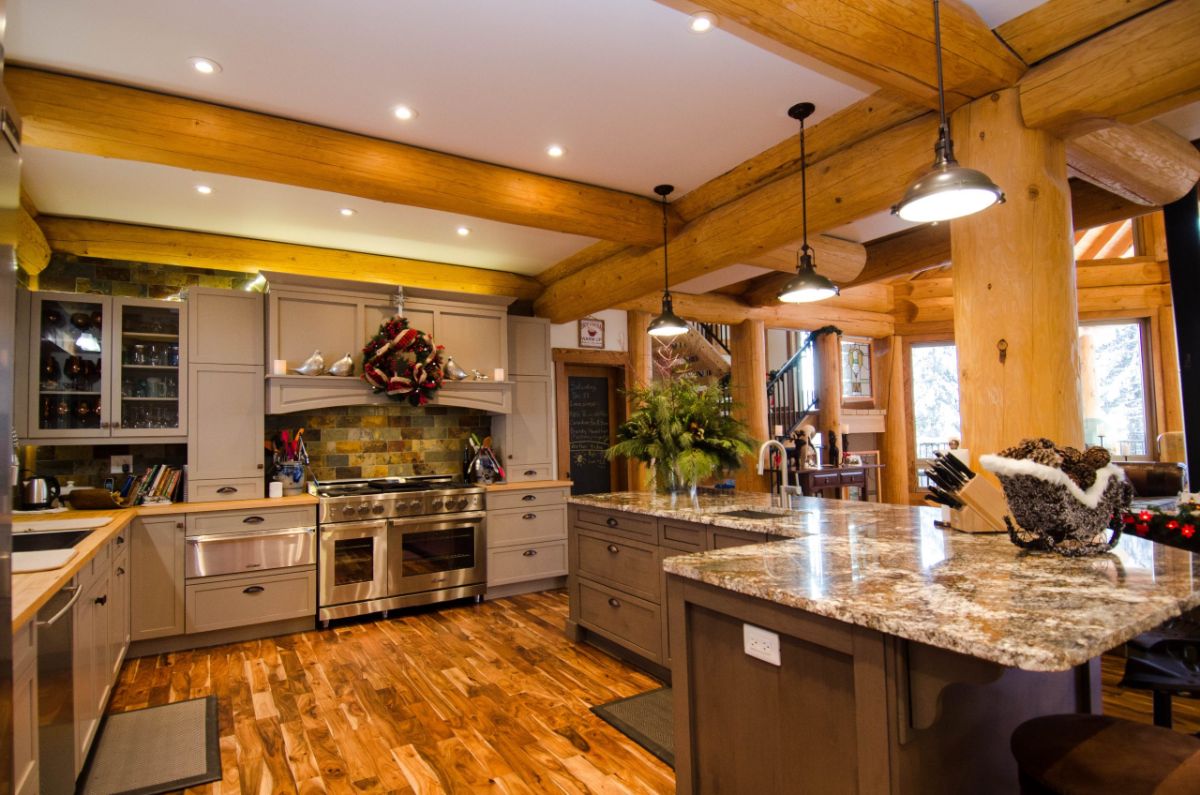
<box><xmin>108</xmin><ymin>590</ymin><xmax>1200</xmax><ymax>794</ymax></box>
<box><xmin>109</xmin><ymin>590</ymin><xmax>674</xmax><ymax>794</ymax></box>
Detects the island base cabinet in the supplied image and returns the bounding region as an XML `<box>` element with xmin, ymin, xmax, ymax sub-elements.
<box><xmin>667</xmin><ymin>576</ymin><xmax>1095</xmax><ymax>795</ymax></box>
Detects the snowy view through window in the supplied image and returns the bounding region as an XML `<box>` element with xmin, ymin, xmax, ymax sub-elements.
<box><xmin>1079</xmin><ymin>322</ymin><xmax>1148</xmax><ymax>456</ymax></box>
<box><xmin>912</xmin><ymin>344</ymin><xmax>960</xmax><ymax>460</ymax></box>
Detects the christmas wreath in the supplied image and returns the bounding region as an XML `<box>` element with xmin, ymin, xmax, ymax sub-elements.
<box><xmin>361</xmin><ymin>315</ymin><xmax>445</xmax><ymax>406</ymax></box>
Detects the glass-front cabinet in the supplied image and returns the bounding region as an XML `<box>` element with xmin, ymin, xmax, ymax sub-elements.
<box><xmin>23</xmin><ymin>292</ymin><xmax>187</xmax><ymax>441</ymax></box>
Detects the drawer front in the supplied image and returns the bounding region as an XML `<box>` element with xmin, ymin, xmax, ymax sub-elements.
<box><xmin>489</xmin><ymin>487</ymin><xmax>568</xmax><ymax>511</ymax></box>
<box><xmin>186</xmin><ymin>568</ymin><xmax>316</xmax><ymax>634</ymax></box>
<box><xmin>841</xmin><ymin>471</ymin><xmax>866</xmax><ymax>486</ymax></box>
<box><xmin>809</xmin><ymin>473</ymin><xmax>841</xmax><ymax>488</ymax></box>
<box><xmin>188</xmin><ymin>477</ymin><xmax>264</xmax><ymax>502</ymax></box>
<box><xmin>506</xmin><ymin>464</ymin><xmax>554</xmax><ymax>483</ymax></box>
<box><xmin>709</xmin><ymin>527</ymin><xmax>767</xmax><ymax>550</ymax></box>
<box><xmin>660</xmin><ymin>520</ymin><xmax>706</xmax><ymax>552</ymax></box>
<box><xmin>186</xmin><ymin>526</ymin><xmax>316</xmax><ymax>578</ymax></box>
<box><xmin>489</xmin><ymin>505</ymin><xmax>567</xmax><ymax>547</ymax></box>
<box><xmin>575</xmin><ymin>530</ymin><xmax>659</xmax><ymax>603</ymax></box>
<box><xmin>488</xmin><ymin>540</ymin><xmax>568</xmax><ymax>587</ymax></box>
<box><xmin>13</xmin><ymin>621</ymin><xmax>35</xmax><ymax>675</ymax></box>
<box><xmin>577</xmin><ymin>579</ymin><xmax>662</xmax><ymax>663</ymax></box>
<box><xmin>574</xmin><ymin>506</ymin><xmax>656</xmax><ymax>542</ymax></box>
<box><xmin>186</xmin><ymin>506</ymin><xmax>315</xmax><ymax>535</ymax></box>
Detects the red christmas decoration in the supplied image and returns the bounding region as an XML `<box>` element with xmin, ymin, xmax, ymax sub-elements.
<box><xmin>1184</xmin><ymin>525</ymin><xmax>1196</xmax><ymax>539</ymax></box>
<box><xmin>361</xmin><ymin>315</ymin><xmax>445</xmax><ymax>407</ymax></box>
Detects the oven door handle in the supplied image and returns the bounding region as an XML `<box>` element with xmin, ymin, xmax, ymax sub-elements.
<box><xmin>388</xmin><ymin>511</ymin><xmax>485</xmax><ymax>528</ymax></box>
<box><xmin>187</xmin><ymin>527</ymin><xmax>315</xmax><ymax>544</ymax></box>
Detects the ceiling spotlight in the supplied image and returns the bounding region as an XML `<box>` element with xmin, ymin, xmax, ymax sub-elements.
<box><xmin>689</xmin><ymin>12</ymin><xmax>717</xmax><ymax>33</ymax></box>
<box><xmin>546</xmin><ymin>144</ymin><xmax>565</xmax><ymax>158</ymax></box>
<box><xmin>456</xmin><ymin>226</ymin><xmax>471</xmax><ymax>237</ymax></box>
<box><xmin>194</xmin><ymin>184</ymin><xmax>213</xmax><ymax>195</ymax></box>
<box><xmin>188</xmin><ymin>57</ymin><xmax>222</xmax><ymax>75</ymax></box>
<box><xmin>339</xmin><ymin>208</ymin><xmax>356</xmax><ymax>217</ymax></box>
<box><xmin>393</xmin><ymin>105</ymin><xmax>418</xmax><ymax>121</ymax></box>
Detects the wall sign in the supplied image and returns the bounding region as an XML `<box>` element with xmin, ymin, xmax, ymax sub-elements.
<box><xmin>578</xmin><ymin>317</ymin><xmax>605</xmax><ymax>349</ymax></box>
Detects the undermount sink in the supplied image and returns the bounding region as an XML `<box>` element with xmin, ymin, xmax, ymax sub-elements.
<box><xmin>718</xmin><ymin>509</ymin><xmax>790</xmax><ymax>520</ymax></box>
<box><xmin>12</xmin><ymin>530</ymin><xmax>92</xmax><ymax>553</ymax></box>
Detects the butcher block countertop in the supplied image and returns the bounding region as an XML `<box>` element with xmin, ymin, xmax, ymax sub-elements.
<box><xmin>11</xmin><ymin>494</ymin><xmax>318</xmax><ymax>630</ymax></box>
<box><xmin>485</xmin><ymin>480</ymin><xmax>572</xmax><ymax>492</ymax></box>
<box><xmin>570</xmin><ymin>491</ymin><xmax>1200</xmax><ymax>672</ymax></box>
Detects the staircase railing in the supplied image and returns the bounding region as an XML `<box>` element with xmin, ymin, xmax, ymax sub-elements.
<box><xmin>766</xmin><ymin>332</ymin><xmax>819</xmax><ymax>440</ymax></box>
<box><xmin>688</xmin><ymin>320</ymin><xmax>731</xmax><ymax>356</ymax></box>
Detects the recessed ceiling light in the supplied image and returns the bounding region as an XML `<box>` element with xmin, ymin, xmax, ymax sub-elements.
<box><xmin>393</xmin><ymin>105</ymin><xmax>418</xmax><ymax>121</ymax></box>
<box><xmin>689</xmin><ymin>12</ymin><xmax>717</xmax><ymax>33</ymax></box>
<box><xmin>546</xmin><ymin>144</ymin><xmax>565</xmax><ymax>158</ymax></box>
<box><xmin>188</xmin><ymin>57</ymin><xmax>222</xmax><ymax>74</ymax></box>
<box><xmin>194</xmin><ymin>184</ymin><xmax>213</xmax><ymax>195</ymax></box>
<box><xmin>456</xmin><ymin>226</ymin><xmax>471</xmax><ymax>237</ymax></box>
<box><xmin>339</xmin><ymin>208</ymin><xmax>356</xmax><ymax>217</ymax></box>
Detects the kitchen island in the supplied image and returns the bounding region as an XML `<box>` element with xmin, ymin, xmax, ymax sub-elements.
<box><xmin>567</xmin><ymin>491</ymin><xmax>1200</xmax><ymax>794</ymax></box>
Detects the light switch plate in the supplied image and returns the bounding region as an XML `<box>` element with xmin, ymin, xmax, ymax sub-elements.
<box><xmin>110</xmin><ymin>455</ymin><xmax>133</xmax><ymax>474</ymax></box>
<box><xmin>743</xmin><ymin>623</ymin><xmax>781</xmax><ymax>666</ymax></box>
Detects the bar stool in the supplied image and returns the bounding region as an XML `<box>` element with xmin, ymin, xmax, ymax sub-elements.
<box><xmin>1012</xmin><ymin>714</ymin><xmax>1200</xmax><ymax>793</ymax></box>
<box><xmin>1120</xmin><ymin>612</ymin><xmax>1200</xmax><ymax>730</ymax></box>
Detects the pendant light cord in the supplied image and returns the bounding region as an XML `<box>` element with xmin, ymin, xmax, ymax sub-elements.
<box><xmin>661</xmin><ymin>192</ymin><xmax>671</xmax><ymax>298</ymax></box>
<box><xmin>799</xmin><ymin>112</ymin><xmax>810</xmax><ymax>259</ymax></box>
<box><xmin>932</xmin><ymin>0</ymin><xmax>954</xmax><ymax>163</ymax></box>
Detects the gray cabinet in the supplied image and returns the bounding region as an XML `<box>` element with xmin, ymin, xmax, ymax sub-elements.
<box><xmin>495</xmin><ymin>317</ymin><xmax>555</xmax><ymax>483</ymax></box>
<box><xmin>487</xmin><ymin>486</ymin><xmax>568</xmax><ymax>594</ymax></box>
<box><xmin>12</xmin><ymin>622</ymin><xmax>38</xmax><ymax>795</ymax></box>
<box><xmin>109</xmin><ymin>528</ymin><xmax>131</xmax><ymax>681</ymax></box>
<box><xmin>73</xmin><ymin>556</ymin><xmax>110</xmax><ymax>775</ymax></box>
<box><xmin>186</xmin><ymin>287</ymin><xmax>264</xmax><ymax>365</ymax></box>
<box><xmin>131</xmin><ymin>515</ymin><xmax>186</xmax><ymax>640</ymax></box>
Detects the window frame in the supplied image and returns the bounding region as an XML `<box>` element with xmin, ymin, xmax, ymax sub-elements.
<box><xmin>1078</xmin><ymin>316</ymin><xmax>1157</xmax><ymax>462</ymax></box>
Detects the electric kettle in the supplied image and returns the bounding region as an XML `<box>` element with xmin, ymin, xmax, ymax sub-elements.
<box><xmin>21</xmin><ymin>475</ymin><xmax>60</xmax><ymax>510</ymax></box>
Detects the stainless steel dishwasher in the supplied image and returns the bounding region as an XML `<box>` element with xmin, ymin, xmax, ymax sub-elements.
<box><xmin>37</xmin><ymin>579</ymin><xmax>83</xmax><ymax>793</ymax></box>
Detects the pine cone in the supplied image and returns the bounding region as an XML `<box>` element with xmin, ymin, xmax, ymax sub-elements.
<box><xmin>1082</xmin><ymin>446</ymin><xmax>1111</xmax><ymax>469</ymax></box>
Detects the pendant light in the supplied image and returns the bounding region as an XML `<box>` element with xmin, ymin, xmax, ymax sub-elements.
<box><xmin>892</xmin><ymin>0</ymin><xmax>1004</xmax><ymax>223</ymax></box>
<box><xmin>647</xmin><ymin>184</ymin><xmax>689</xmax><ymax>337</ymax></box>
<box><xmin>778</xmin><ymin>102</ymin><xmax>839</xmax><ymax>304</ymax></box>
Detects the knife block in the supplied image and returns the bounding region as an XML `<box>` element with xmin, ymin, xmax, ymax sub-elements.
<box><xmin>947</xmin><ymin>504</ymin><xmax>1005</xmax><ymax>534</ymax></box>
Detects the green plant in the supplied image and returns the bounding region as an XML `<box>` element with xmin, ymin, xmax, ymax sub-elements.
<box><xmin>607</xmin><ymin>374</ymin><xmax>758</xmax><ymax>492</ymax></box>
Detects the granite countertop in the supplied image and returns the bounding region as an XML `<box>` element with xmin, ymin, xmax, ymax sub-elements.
<box><xmin>569</xmin><ymin>491</ymin><xmax>1200</xmax><ymax>672</ymax></box>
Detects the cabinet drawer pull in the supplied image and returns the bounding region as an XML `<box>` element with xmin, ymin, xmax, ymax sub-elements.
<box><xmin>243</xmin><ymin>586</ymin><xmax>265</xmax><ymax>595</ymax></box>
<box><xmin>216</xmin><ymin>486</ymin><xmax>238</xmax><ymax>494</ymax></box>
<box><xmin>605</xmin><ymin>517</ymin><xmax>618</xmax><ymax>527</ymax></box>
<box><xmin>522</xmin><ymin>513</ymin><xmax>537</xmax><ymax>520</ymax></box>
<box><xmin>522</xmin><ymin>494</ymin><xmax>536</xmax><ymax>502</ymax></box>
<box><xmin>608</xmin><ymin>597</ymin><xmax>621</xmax><ymax>608</ymax></box>
<box><xmin>524</xmin><ymin>469</ymin><xmax>537</xmax><ymax>476</ymax></box>
<box><xmin>607</xmin><ymin>544</ymin><xmax>619</xmax><ymax>554</ymax></box>
<box><xmin>176</xmin><ymin>522</ymin><xmax>184</xmax><ymax>529</ymax></box>
<box><xmin>257</xmin><ymin>463</ymin><xmax>265</xmax><ymax>470</ymax></box>
<box><xmin>95</xmin><ymin>595</ymin><xmax>108</xmax><ymax>606</ymax></box>
<box><xmin>100</xmin><ymin>421</ymin><xmax>110</xmax><ymax>429</ymax></box>
<box><xmin>116</xmin><ymin>566</ymin><xmax>125</xmax><ymax>576</ymax></box>
<box><xmin>243</xmin><ymin>516</ymin><xmax>265</xmax><ymax>524</ymax></box>
<box><xmin>116</xmin><ymin>535</ymin><xmax>125</xmax><ymax>544</ymax></box>
<box><xmin>522</xmin><ymin>549</ymin><xmax>538</xmax><ymax>557</ymax></box>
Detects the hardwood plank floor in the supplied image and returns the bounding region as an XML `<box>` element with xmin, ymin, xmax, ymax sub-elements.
<box><xmin>109</xmin><ymin>591</ymin><xmax>674</xmax><ymax>794</ymax></box>
<box><xmin>107</xmin><ymin>590</ymin><xmax>1200</xmax><ymax>794</ymax></box>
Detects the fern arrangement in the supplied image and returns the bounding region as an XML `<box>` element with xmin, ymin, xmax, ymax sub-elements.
<box><xmin>607</xmin><ymin>372</ymin><xmax>757</xmax><ymax>494</ymax></box>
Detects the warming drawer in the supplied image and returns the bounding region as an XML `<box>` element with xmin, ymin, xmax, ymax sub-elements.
<box><xmin>185</xmin><ymin>526</ymin><xmax>316</xmax><ymax>578</ymax></box>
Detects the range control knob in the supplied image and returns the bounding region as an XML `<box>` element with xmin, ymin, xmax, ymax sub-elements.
<box><xmin>430</xmin><ymin>499</ymin><xmax>443</xmax><ymax>510</ymax></box>
<box><xmin>456</xmin><ymin>497</ymin><xmax>469</xmax><ymax>509</ymax></box>
<box><xmin>357</xmin><ymin>504</ymin><xmax>371</xmax><ymax>515</ymax></box>
<box><xmin>342</xmin><ymin>505</ymin><xmax>356</xmax><ymax>515</ymax></box>
<box><xmin>372</xmin><ymin>504</ymin><xmax>385</xmax><ymax>515</ymax></box>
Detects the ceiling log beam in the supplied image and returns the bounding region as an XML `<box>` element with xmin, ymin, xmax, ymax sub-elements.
<box><xmin>672</xmin><ymin>0</ymin><xmax>1025</xmax><ymax>109</ymax></box>
<box><xmin>618</xmin><ymin>291</ymin><xmax>894</xmax><ymax>339</ymax></box>
<box><xmin>1066</xmin><ymin>120</ymin><xmax>1200</xmax><ymax>206</ymax></box>
<box><xmin>995</xmin><ymin>0</ymin><xmax>1169</xmax><ymax>65</ymax></box>
<box><xmin>6</xmin><ymin>67</ymin><xmax>671</xmax><ymax>247</ymax></box>
<box><xmin>17</xmin><ymin>205</ymin><xmax>51</xmax><ymax>276</ymax></box>
<box><xmin>38</xmin><ymin>217</ymin><xmax>543</xmax><ymax>300</ymax></box>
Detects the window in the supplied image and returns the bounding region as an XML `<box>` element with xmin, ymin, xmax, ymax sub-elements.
<box><xmin>910</xmin><ymin>343</ymin><xmax>960</xmax><ymax>488</ymax></box>
<box><xmin>840</xmin><ymin>338</ymin><xmax>872</xmax><ymax>401</ymax></box>
<box><xmin>1079</xmin><ymin>321</ymin><xmax>1152</xmax><ymax>458</ymax></box>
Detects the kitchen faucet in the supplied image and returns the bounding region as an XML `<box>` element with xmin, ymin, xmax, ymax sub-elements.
<box><xmin>757</xmin><ymin>439</ymin><xmax>790</xmax><ymax>508</ymax></box>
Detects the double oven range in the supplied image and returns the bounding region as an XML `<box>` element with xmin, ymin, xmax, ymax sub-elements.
<box><xmin>313</xmin><ymin>475</ymin><xmax>487</xmax><ymax>624</ymax></box>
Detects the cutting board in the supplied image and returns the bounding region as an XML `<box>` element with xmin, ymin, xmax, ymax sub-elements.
<box><xmin>13</xmin><ymin>549</ymin><xmax>77</xmax><ymax>573</ymax></box>
<box><xmin>14</xmin><ymin>517</ymin><xmax>111</xmax><ymax>533</ymax></box>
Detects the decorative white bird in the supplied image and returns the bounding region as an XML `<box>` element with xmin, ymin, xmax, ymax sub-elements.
<box><xmin>444</xmin><ymin>356</ymin><xmax>469</xmax><ymax>381</ymax></box>
<box><xmin>292</xmin><ymin>349</ymin><xmax>325</xmax><ymax>376</ymax></box>
<box><xmin>328</xmin><ymin>353</ymin><xmax>354</xmax><ymax>377</ymax></box>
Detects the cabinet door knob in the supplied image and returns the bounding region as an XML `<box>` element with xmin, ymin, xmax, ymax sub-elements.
<box><xmin>607</xmin><ymin>544</ymin><xmax>619</xmax><ymax>554</ymax></box>
<box><xmin>217</xmin><ymin>486</ymin><xmax>238</xmax><ymax>494</ymax></box>
<box><xmin>95</xmin><ymin>595</ymin><xmax>108</xmax><ymax>606</ymax></box>
<box><xmin>608</xmin><ymin>597</ymin><xmax>621</xmax><ymax>608</ymax></box>
<box><xmin>522</xmin><ymin>513</ymin><xmax>536</xmax><ymax>520</ymax></box>
<box><xmin>116</xmin><ymin>535</ymin><xmax>125</xmax><ymax>544</ymax></box>
<box><xmin>257</xmin><ymin>463</ymin><xmax>264</xmax><ymax>470</ymax></box>
<box><xmin>605</xmin><ymin>517</ymin><xmax>618</xmax><ymax>528</ymax></box>
<box><xmin>522</xmin><ymin>549</ymin><xmax>538</xmax><ymax>557</ymax></box>
<box><xmin>112</xmin><ymin>421</ymin><xmax>122</xmax><ymax>429</ymax></box>
<box><xmin>100</xmin><ymin>421</ymin><xmax>110</xmax><ymax>429</ymax></box>
<box><xmin>176</xmin><ymin>522</ymin><xmax>184</xmax><ymax>529</ymax></box>
<box><xmin>243</xmin><ymin>586</ymin><xmax>265</xmax><ymax>595</ymax></box>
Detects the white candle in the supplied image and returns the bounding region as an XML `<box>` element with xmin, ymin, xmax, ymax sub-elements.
<box><xmin>272</xmin><ymin>359</ymin><xmax>288</xmax><ymax>375</ymax></box>
<box><xmin>493</xmin><ymin>368</ymin><xmax>505</xmax><ymax>382</ymax></box>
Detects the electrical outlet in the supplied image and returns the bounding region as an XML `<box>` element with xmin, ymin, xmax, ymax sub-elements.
<box><xmin>110</xmin><ymin>455</ymin><xmax>133</xmax><ymax>474</ymax></box>
<box><xmin>743</xmin><ymin>623</ymin><xmax>781</xmax><ymax>666</ymax></box>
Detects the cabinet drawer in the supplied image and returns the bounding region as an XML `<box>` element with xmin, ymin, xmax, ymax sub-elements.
<box><xmin>188</xmin><ymin>477</ymin><xmax>264</xmax><ymax>503</ymax></box>
<box><xmin>489</xmin><ymin>505</ymin><xmax>566</xmax><ymax>546</ymax></box>
<box><xmin>574</xmin><ymin>506</ymin><xmax>656</xmax><ymax>542</ymax></box>
<box><xmin>660</xmin><ymin>520</ymin><xmax>707</xmax><ymax>552</ymax></box>
<box><xmin>489</xmin><ymin>541</ymin><xmax>568</xmax><ymax>587</ymax></box>
<box><xmin>186</xmin><ymin>505</ymin><xmax>315</xmax><ymax>535</ymax></box>
<box><xmin>709</xmin><ymin>527</ymin><xmax>767</xmax><ymax>550</ymax></box>
<box><xmin>186</xmin><ymin>568</ymin><xmax>316</xmax><ymax>634</ymax></box>
<box><xmin>575</xmin><ymin>531</ymin><xmax>660</xmax><ymax>603</ymax></box>
<box><xmin>841</xmin><ymin>471</ymin><xmax>866</xmax><ymax>486</ymax></box>
<box><xmin>809</xmin><ymin>472</ymin><xmax>841</xmax><ymax>488</ymax></box>
<box><xmin>506</xmin><ymin>464</ymin><xmax>554</xmax><ymax>483</ymax></box>
<box><xmin>489</xmin><ymin>487</ymin><xmax>567</xmax><ymax>511</ymax></box>
<box><xmin>577</xmin><ymin>578</ymin><xmax>662</xmax><ymax>663</ymax></box>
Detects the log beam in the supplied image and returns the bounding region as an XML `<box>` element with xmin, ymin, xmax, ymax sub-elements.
<box><xmin>6</xmin><ymin>67</ymin><xmax>669</xmax><ymax>246</ymax></box>
<box><xmin>17</xmin><ymin>202</ymin><xmax>51</xmax><ymax>276</ymax></box>
<box><xmin>38</xmin><ymin>217</ymin><xmax>543</xmax><ymax>300</ymax></box>
<box><xmin>996</xmin><ymin>0</ymin><xmax>1169</xmax><ymax>65</ymax></box>
<box><xmin>618</xmin><ymin>291</ymin><xmax>894</xmax><ymax>339</ymax></box>
<box><xmin>675</xmin><ymin>0</ymin><xmax>1024</xmax><ymax>109</ymax></box>
<box><xmin>1066</xmin><ymin>121</ymin><xmax>1200</xmax><ymax>206</ymax></box>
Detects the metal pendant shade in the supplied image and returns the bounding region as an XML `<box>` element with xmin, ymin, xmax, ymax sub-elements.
<box><xmin>892</xmin><ymin>0</ymin><xmax>1003</xmax><ymax>223</ymax></box>
<box><xmin>648</xmin><ymin>183</ymin><xmax>688</xmax><ymax>337</ymax></box>
<box><xmin>778</xmin><ymin>101</ymin><xmax>839</xmax><ymax>304</ymax></box>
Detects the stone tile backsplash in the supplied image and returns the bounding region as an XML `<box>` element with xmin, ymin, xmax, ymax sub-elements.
<box><xmin>266</xmin><ymin>404</ymin><xmax>492</xmax><ymax>481</ymax></box>
<box><xmin>30</xmin><ymin>443</ymin><xmax>187</xmax><ymax>489</ymax></box>
<box><xmin>35</xmin><ymin>253</ymin><xmax>255</xmax><ymax>297</ymax></box>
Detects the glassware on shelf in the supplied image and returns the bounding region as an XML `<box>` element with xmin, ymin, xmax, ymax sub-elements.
<box><xmin>130</xmin><ymin>344</ymin><xmax>146</xmax><ymax>365</ymax></box>
<box><xmin>40</xmin><ymin>356</ymin><xmax>60</xmax><ymax>389</ymax></box>
<box><xmin>63</xmin><ymin>356</ymin><xmax>84</xmax><ymax>389</ymax></box>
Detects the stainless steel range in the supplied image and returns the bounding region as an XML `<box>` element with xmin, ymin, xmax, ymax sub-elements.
<box><xmin>313</xmin><ymin>475</ymin><xmax>486</xmax><ymax>624</ymax></box>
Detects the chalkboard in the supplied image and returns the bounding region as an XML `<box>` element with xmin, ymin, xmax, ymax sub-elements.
<box><xmin>568</xmin><ymin>375</ymin><xmax>612</xmax><ymax>495</ymax></box>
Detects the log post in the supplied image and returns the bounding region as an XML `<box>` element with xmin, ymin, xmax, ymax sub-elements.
<box><xmin>730</xmin><ymin>319</ymin><xmax>770</xmax><ymax>493</ymax></box>
<box><xmin>815</xmin><ymin>329</ymin><xmax>843</xmax><ymax>465</ymax></box>
<box><xmin>951</xmin><ymin>89</ymin><xmax>1083</xmax><ymax>473</ymax></box>
<box><xmin>626</xmin><ymin>310</ymin><xmax>653</xmax><ymax>490</ymax></box>
<box><xmin>877</xmin><ymin>335</ymin><xmax>911</xmax><ymax>504</ymax></box>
